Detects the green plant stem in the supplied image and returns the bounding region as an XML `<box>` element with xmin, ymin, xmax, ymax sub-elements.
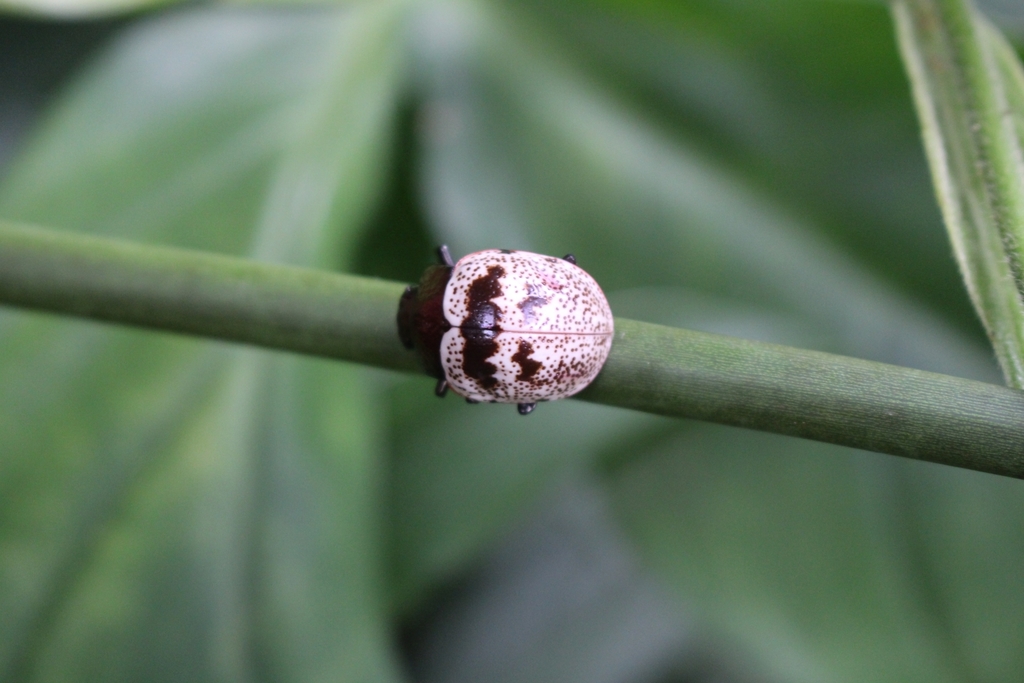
<box><xmin>0</xmin><ymin>221</ymin><xmax>418</xmax><ymax>373</ymax></box>
<box><xmin>1</xmin><ymin>220</ymin><xmax>1023</xmax><ymax>479</ymax></box>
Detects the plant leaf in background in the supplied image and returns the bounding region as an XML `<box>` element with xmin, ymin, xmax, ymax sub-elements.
<box><xmin>893</xmin><ymin>0</ymin><xmax>1024</xmax><ymax>388</ymax></box>
<box><xmin>0</xmin><ymin>4</ymin><xmax>405</xmax><ymax>681</ymax></box>
<box><xmin>3</xmin><ymin>1</ymin><xmax>1024</xmax><ymax>682</ymax></box>
<box><xmin>0</xmin><ymin>0</ymin><xmax>175</xmax><ymax>20</ymax></box>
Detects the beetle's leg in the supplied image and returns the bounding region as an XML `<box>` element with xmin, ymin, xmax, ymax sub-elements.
<box><xmin>466</xmin><ymin>397</ymin><xmax>480</xmax><ymax>404</ymax></box>
<box><xmin>517</xmin><ymin>403</ymin><xmax>536</xmax><ymax>415</ymax></box>
<box><xmin>562</xmin><ymin>254</ymin><xmax>576</xmax><ymax>265</ymax></box>
<box><xmin>435</xmin><ymin>379</ymin><xmax>449</xmax><ymax>398</ymax></box>
<box><xmin>437</xmin><ymin>245</ymin><xmax>455</xmax><ymax>267</ymax></box>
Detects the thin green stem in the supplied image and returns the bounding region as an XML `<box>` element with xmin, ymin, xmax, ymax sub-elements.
<box><xmin>0</xmin><ymin>220</ymin><xmax>417</xmax><ymax>372</ymax></box>
<box><xmin>1</xmin><ymin>220</ymin><xmax>1023</xmax><ymax>479</ymax></box>
<box><xmin>580</xmin><ymin>321</ymin><xmax>1024</xmax><ymax>477</ymax></box>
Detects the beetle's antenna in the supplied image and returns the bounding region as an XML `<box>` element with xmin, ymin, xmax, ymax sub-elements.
<box><xmin>437</xmin><ymin>245</ymin><xmax>454</xmax><ymax>267</ymax></box>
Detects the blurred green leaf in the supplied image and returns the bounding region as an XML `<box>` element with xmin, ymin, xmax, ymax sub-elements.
<box><xmin>607</xmin><ymin>422</ymin><xmax>1024</xmax><ymax>683</ymax></box>
<box><xmin>0</xmin><ymin>0</ymin><xmax>176</xmax><ymax>20</ymax></box>
<box><xmin>607</xmin><ymin>428</ymin><xmax>958</xmax><ymax>683</ymax></box>
<box><xmin>385</xmin><ymin>377</ymin><xmax>670</xmax><ymax>613</ymax></box>
<box><xmin>893</xmin><ymin>0</ymin><xmax>1024</xmax><ymax>387</ymax></box>
<box><xmin>0</xmin><ymin>4</ymin><xmax>405</xmax><ymax>681</ymax></box>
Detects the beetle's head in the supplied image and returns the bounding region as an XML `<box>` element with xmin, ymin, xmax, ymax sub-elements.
<box><xmin>397</xmin><ymin>263</ymin><xmax>453</xmax><ymax>379</ymax></box>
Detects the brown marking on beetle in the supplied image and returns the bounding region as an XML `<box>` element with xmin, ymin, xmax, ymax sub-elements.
<box><xmin>461</xmin><ymin>265</ymin><xmax>505</xmax><ymax>389</ymax></box>
<box><xmin>512</xmin><ymin>339</ymin><xmax>543</xmax><ymax>384</ymax></box>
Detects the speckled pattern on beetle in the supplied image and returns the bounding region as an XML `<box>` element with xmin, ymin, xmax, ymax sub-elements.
<box><xmin>398</xmin><ymin>247</ymin><xmax>614</xmax><ymax>415</ymax></box>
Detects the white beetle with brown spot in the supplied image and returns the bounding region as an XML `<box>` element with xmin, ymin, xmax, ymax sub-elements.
<box><xmin>398</xmin><ymin>246</ymin><xmax>614</xmax><ymax>414</ymax></box>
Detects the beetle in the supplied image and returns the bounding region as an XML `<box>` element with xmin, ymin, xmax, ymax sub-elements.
<box><xmin>398</xmin><ymin>245</ymin><xmax>614</xmax><ymax>414</ymax></box>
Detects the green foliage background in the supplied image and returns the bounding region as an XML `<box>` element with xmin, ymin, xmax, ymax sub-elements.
<box><xmin>1</xmin><ymin>0</ymin><xmax>1023</xmax><ymax>681</ymax></box>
